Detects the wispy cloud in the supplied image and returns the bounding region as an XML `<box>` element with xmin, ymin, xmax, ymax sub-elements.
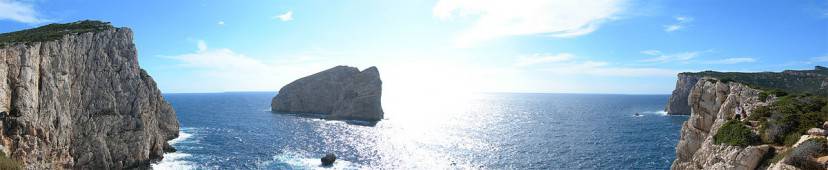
<box><xmin>708</xmin><ymin>57</ymin><xmax>756</xmax><ymax>64</ymax></box>
<box><xmin>812</xmin><ymin>55</ymin><xmax>828</xmax><ymax>62</ymax></box>
<box><xmin>639</xmin><ymin>50</ymin><xmax>704</xmax><ymax>63</ymax></box>
<box><xmin>664</xmin><ymin>16</ymin><xmax>693</xmax><ymax>32</ymax></box>
<box><xmin>433</xmin><ymin>0</ymin><xmax>626</xmax><ymax>47</ymax></box>
<box><xmin>274</xmin><ymin>11</ymin><xmax>293</xmax><ymax>21</ymax></box>
<box><xmin>217</xmin><ymin>21</ymin><xmax>225</xmax><ymax>25</ymax></box>
<box><xmin>0</xmin><ymin>0</ymin><xmax>45</xmax><ymax>23</ymax></box>
<box><xmin>514</xmin><ymin>53</ymin><xmax>574</xmax><ymax>67</ymax></box>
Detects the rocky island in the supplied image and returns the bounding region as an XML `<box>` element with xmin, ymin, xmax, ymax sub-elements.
<box><xmin>271</xmin><ymin>66</ymin><xmax>384</xmax><ymax>121</ymax></box>
<box><xmin>0</xmin><ymin>20</ymin><xmax>179</xmax><ymax>169</ymax></box>
<box><xmin>668</xmin><ymin>66</ymin><xmax>828</xmax><ymax>170</ymax></box>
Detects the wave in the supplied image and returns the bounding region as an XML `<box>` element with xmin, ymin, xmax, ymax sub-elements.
<box><xmin>642</xmin><ymin>110</ymin><xmax>668</xmax><ymax>116</ymax></box>
<box><xmin>152</xmin><ymin>128</ymin><xmax>197</xmax><ymax>170</ymax></box>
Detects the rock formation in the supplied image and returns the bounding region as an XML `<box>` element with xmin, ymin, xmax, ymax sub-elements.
<box><xmin>0</xmin><ymin>21</ymin><xmax>179</xmax><ymax>169</ymax></box>
<box><xmin>671</xmin><ymin>79</ymin><xmax>772</xmax><ymax>169</ymax></box>
<box><xmin>665</xmin><ymin>74</ymin><xmax>700</xmax><ymax>115</ymax></box>
<box><xmin>271</xmin><ymin>66</ymin><xmax>383</xmax><ymax>121</ymax></box>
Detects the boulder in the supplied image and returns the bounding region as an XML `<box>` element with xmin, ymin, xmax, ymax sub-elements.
<box><xmin>272</xmin><ymin>66</ymin><xmax>384</xmax><ymax>121</ymax></box>
<box><xmin>823</xmin><ymin>121</ymin><xmax>828</xmax><ymax>129</ymax></box>
<box><xmin>321</xmin><ymin>153</ymin><xmax>336</xmax><ymax>166</ymax></box>
<box><xmin>807</xmin><ymin>128</ymin><xmax>826</xmax><ymax>136</ymax></box>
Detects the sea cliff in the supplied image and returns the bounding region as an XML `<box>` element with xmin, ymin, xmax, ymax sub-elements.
<box><xmin>272</xmin><ymin>66</ymin><xmax>384</xmax><ymax>121</ymax></box>
<box><xmin>669</xmin><ymin>66</ymin><xmax>828</xmax><ymax>170</ymax></box>
<box><xmin>0</xmin><ymin>21</ymin><xmax>179</xmax><ymax>169</ymax></box>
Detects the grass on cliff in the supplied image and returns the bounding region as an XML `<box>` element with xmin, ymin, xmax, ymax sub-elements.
<box><xmin>685</xmin><ymin>66</ymin><xmax>828</xmax><ymax>96</ymax></box>
<box><xmin>785</xmin><ymin>138</ymin><xmax>828</xmax><ymax>169</ymax></box>
<box><xmin>0</xmin><ymin>20</ymin><xmax>113</xmax><ymax>46</ymax></box>
<box><xmin>748</xmin><ymin>94</ymin><xmax>828</xmax><ymax>146</ymax></box>
<box><xmin>0</xmin><ymin>154</ymin><xmax>21</xmax><ymax>170</ymax></box>
<box><xmin>713</xmin><ymin>119</ymin><xmax>759</xmax><ymax>146</ymax></box>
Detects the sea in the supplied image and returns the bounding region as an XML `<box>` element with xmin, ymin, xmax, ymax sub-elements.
<box><xmin>151</xmin><ymin>92</ymin><xmax>688</xmax><ymax>169</ymax></box>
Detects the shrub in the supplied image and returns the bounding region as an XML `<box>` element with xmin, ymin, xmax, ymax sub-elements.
<box><xmin>0</xmin><ymin>20</ymin><xmax>112</xmax><ymax>45</ymax></box>
<box><xmin>785</xmin><ymin>138</ymin><xmax>828</xmax><ymax>169</ymax></box>
<box><xmin>0</xmin><ymin>154</ymin><xmax>21</xmax><ymax>170</ymax></box>
<box><xmin>714</xmin><ymin>120</ymin><xmax>758</xmax><ymax>146</ymax></box>
<box><xmin>753</xmin><ymin>95</ymin><xmax>828</xmax><ymax>145</ymax></box>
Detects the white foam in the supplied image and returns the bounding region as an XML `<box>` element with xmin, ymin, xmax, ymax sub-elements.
<box><xmin>152</xmin><ymin>130</ymin><xmax>197</xmax><ymax>170</ymax></box>
<box><xmin>264</xmin><ymin>152</ymin><xmax>361</xmax><ymax>170</ymax></box>
<box><xmin>643</xmin><ymin>110</ymin><xmax>669</xmax><ymax>116</ymax></box>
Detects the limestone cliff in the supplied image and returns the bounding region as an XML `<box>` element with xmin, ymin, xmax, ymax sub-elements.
<box><xmin>665</xmin><ymin>73</ymin><xmax>700</xmax><ymax>115</ymax></box>
<box><xmin>671</xmin><ymin>79</ymin><xmax>772</xmax><ymax>169</ymax></box>
<box><xmin>271</xmin><ymin>66</ymin><xmax>384</xmax><ymax>121</ymax></box>
<box><xmin>0</xmin><ymin>21</ymin><xmax>179</xmax><ymax>169</ymax></box>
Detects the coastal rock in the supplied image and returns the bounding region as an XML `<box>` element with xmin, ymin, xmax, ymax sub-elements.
<box><xmin>321</xmin><ymin>153</ymin><xmax>336</xmax><ymax>166</ymax></box>
<box><xmin>0</xmin><ymin>22</ymin><xmax>179</xmax><ymax>169</ymax></box>
<box><xmin>807</xmin><ymin>128</ymin><xmax>826</xmax><ymax>136</ymax></box>
<box><xmin>665</xmin><ymin>74</ymin><xmax>700</xmax><ymax>115</ymax></box>
<box><xmin>823</xmin><ymin>121</ymin><xmax>828</xmax><ymax>130</ymax></box>
<box><xmin>271</xmin><ymin>66</ymin><xmax>384</xmax><ymax>121</ymax></box>
<box><xmin>671</xmin><ymin>78</ymin><xmax>770</xmax><ymax>170</ymax></box>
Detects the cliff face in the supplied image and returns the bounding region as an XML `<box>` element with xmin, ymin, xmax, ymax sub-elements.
<box><xmin>672</xmin><ymin>79</ymin><xmax>772</xmax><ymax>169</ymax></box>
<box><xmin>272</xmin><ymin>66</ymin><xmax>384</xmax><ymax>121</ymax></box>
<box><xmin>665</xmin><ymin>74</ymin><xmax>700</xmax><ymax>115</ymax></box>
<box><xmin>0</xmin><ymin>24</ymin><xmax>179</xmax><ymax>169</ymax></box>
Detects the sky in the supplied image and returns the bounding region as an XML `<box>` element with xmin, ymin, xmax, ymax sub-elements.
<box><xmin>0</xmin><ymin>0</ymin><xmax>827</xmax><ymax>95</ymax></box>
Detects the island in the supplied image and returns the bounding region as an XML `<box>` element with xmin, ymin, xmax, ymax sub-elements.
<box><xmin>271</xmin><ymin>66</ymin><xmax>384</xmax><ymax>121</ymax></box>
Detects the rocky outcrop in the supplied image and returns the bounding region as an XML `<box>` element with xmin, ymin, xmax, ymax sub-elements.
<box><xmin>0</xmin><ymin>22</ymin><xmax>179</xmax><ymax>169</ymax></box>
<box><xmin>271</xmin><ymin>66</ymin><xmax>383</xmax><ymax>121</ymax></box>
<box><xmin>665</xmin><ymin>73</ymin><xmax>701</xmax><ymax>115</ymax></box>
<box><xmin>671</xmin><ymin>79</ymin><xmax>772</xmax><ymax>169</ymax></box>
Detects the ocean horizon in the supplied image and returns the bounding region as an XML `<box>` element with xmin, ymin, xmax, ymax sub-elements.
<box><xmin>152</xmin><ymin>92</ymin><xmax>688</xmax><ymax>169</ymax></box>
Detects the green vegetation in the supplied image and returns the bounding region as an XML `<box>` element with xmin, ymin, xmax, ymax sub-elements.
<box><xmin>785</xmin><ymin>138</ymin><xmax>828</xmax><ymax>169</ymax></box>
<box><xmin>713</xmin><ymin>119</ymin><xmax>758</xmax><ymax>146</ymax></box>
<box><xmin>748</xmin><ymin>94</ymin><xmax>828</xmax><ymax>146</ymax></box>
<box><xmin>0</xmin><ymin>20</ymin><xmax>113</xmax><ymax>47</ymax></box>
<box><xmin>684</xmin><ymin>67</ymin><xmax>828</xmax><ymax>96</ymax></box>
<box><xmin>0</xmin><ymin>154</ymin><xmax>21</xmax><ymax>170</ymax></box>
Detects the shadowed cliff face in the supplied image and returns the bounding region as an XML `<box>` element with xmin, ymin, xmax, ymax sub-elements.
<box><xmin>271</xmin><ymin>66</ymin><xmax>384</xmax><ymax>121</ymax></box>
<box><xmin>0</xmin><ymin>27</ymin><xmax>179</xmax><ymax>169</ymax></box>
<box><xmin>665</xmin><ymin>74</ymin><xmax>700</xmax><ymax>115</ymax></box>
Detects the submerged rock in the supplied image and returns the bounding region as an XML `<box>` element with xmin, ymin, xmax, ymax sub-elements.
<box><xmin>321</xmin><ymin>153</ymin><xmax>336</xmax><ymax>166</ymax></box>
<box><xmin>271</xmin><ymin>66</ymin><xmax>384</xmax><ymax>121</ymax></box>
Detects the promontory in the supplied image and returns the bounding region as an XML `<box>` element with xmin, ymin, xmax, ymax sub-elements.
<box><xmin>271</xmin><ymin>66</ymin><xmax>384</xmax><ymax>121</ymax></box>
<box><xmin>0</xmin><ymin>20</ymin><xmax>180</xmax><ymax>169</ymax></box>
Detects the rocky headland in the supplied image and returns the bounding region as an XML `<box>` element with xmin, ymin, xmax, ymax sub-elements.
<box><xmin>669</xmin><ymin>66</ymin><xmax>828</xmax><ymax>170</ymax></box>
<box><xmin>271</xmin><ymin>66</ymin><xmax>384</xmax><ymax>121</ymax></box>
<box><xmin>0</xmin><ymin>20</ymin><xmax>179</xmax><ymax>169</ymax></box>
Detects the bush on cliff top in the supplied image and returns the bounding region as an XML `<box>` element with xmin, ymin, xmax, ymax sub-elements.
<box><xmin>751</xmin><ymin>94</ymin><xmax>828</xmax><ymax>146</ymax></box>
<box><xmin>0</xmin><ymin>20</ymin><xmax>112</xmax><ymax>46</ymax></box>
<box><xmin>714</xmin><ymin>119</ymin><xmax>758</xmax><ymax>147</ymax></box>
<box><xmin>684</xmin><ymin>67</ymin><xmax>828</xmax><ymax>96</ymax></box>
<box><xmin>785</xmin><ymin>138</ymin><xmax>828</xmax><ymax>170</ymax></box>
<box><xmin>0</xmin><ymin>154</ymin><xmax>21</xmax><ymax>170</ymax></box>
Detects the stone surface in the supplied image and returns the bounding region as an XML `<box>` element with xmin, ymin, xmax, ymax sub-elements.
<box><xmin>271</xmin><ymin>66</ymin><xmax>384</xmax><ymax>121</ymax></box>
<box><xmin>321</xmin><ymin>153</ymin><xmax>336</xmax><ymax>166</ymax></box>
<box><xmin>671</xmin><ymin>78</ymin><xmax>771</xmax><ymax>170</ymax></box>
<box><xmin>823</xmin><ymin>121</ymin><xmax>828</xmax><ymax>130</ymax></box>
<box><xmin>0</xmin><ymin>27</ymin><xmax>179</xmax><ymax>169</ymax></box>
<box><xmin>807</xmin><ymin>128</ymin><xmax>826</xmax><ymax>136</ymax></box>
<box><xmin>665</xmin><ymin>74</ymin><xmax>700</xmax><ymax>115</ymax></box>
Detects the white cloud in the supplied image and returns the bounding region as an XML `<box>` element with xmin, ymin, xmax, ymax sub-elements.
<box><xmin>537</xmin><ymin>60</ymin><xmax>678</xmax><ymax>77</ymax></box>
<box><xmin>275</xmin><ymin>11</ymin><xmax>293</xmax><ymax>21</ymax></box>
<box><xmin>433</xmin><ymin>0</ymin><xmax>626</xmax><ymax>47</ymax></box>
<box><xmin>709</xmin><ymin>57</ymin><xmax>756</xmax><ymax>64</ymax></box>
<box><xmin>640</xmin><ymin>50</ymin><xmax>702</xmax><ymax>63</ymax></box>
<box><xmin>0</xmin><ymin>0</ymin><xmax>44</xmax><ymax>23</ymax></box>
<box><xmin>217</xmin><ymin>21</ymin><xmax>225</xmax><ymax>25</ymax></box>
<box><xmin>664</xmin><ymin>16</ymin><xmax>693</xmax><ymax>32</ymax></box>
<box><xmin>514</xmin><ymin>53</ymin><xmax>574</xmax><ymax>67</ymax></box>
<box><xmin>813</xmin><ymin>55</ymin><xmax>828</xmax><ymax>62</ymax></box>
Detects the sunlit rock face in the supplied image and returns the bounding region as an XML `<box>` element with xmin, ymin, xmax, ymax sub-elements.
<box><xmin>671</xmin><ymin>79</ymin><xmax>771</xmax><ymax>170</ymax></box>
<box><xmin>665</xmin><ymin>74</ymin><xmax>700</xmax><ymax>115</ymax></box>
<box><xmin>271</xmin><ymin>66</ymin><xmax>384</xmax><ymax>121</ymax></box>
<box><xmin>0</xmin><ymin>26</ymin><xmax>179</xmax><ymax>169</ymax></box>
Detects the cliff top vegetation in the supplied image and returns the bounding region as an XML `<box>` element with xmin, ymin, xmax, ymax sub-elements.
<box><xmin>0</xmin><ymin>20</ymin><xmax>113</xmax><ymax>46</ymax></box>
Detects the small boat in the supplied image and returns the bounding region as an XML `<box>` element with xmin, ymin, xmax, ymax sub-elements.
<box><xmin>634</xmin><ymin>113</ymin><xmax>641</xmax><ymax>117</ymax></box>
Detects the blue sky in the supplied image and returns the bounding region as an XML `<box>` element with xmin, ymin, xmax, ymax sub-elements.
<box><xmin>0</xmin><ymin>0</ymin><xmax>826</xmax><ymax>94</ymax></box>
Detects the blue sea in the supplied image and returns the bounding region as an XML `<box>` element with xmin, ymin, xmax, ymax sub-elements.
<box><xmin>151</xmin><ymin>92</ymin><xmax>688</xmax><ymax>169</ymax></box>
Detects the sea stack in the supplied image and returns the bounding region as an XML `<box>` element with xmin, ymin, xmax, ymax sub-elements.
<box><xmin>271</xmin><ymin>66</ymin><xmax>384</xmax><ymax>121</ymax></box>
<box><xmin>0</xmin><ymin>20</ymin><xmax>179</xmax><ymax>169</ymax></box>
